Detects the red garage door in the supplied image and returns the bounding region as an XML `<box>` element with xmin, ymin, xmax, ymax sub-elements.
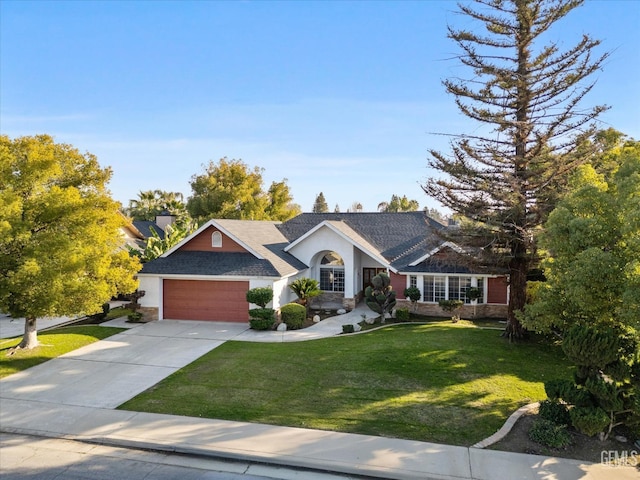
<box><xmin>163</xmin><ymin>279</ymin><xmax>249</xmax><ymax>322</ymax></box>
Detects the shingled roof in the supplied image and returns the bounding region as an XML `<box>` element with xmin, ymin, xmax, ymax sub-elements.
<box><xmin>140</xmin><ymin>212</ymin><xmax>465</xmax><ymax>278</ymax></box>
<box><xmin>277</xmin><ymin>212</ymin><xmax>447</xmax><ymax>271</ymax></box>
<box><xmin>139</xmin><ymin>251</ymin><xmax>281</xmax><ymax>277</ymax></box>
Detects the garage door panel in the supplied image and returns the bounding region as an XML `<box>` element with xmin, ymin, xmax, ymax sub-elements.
<box><xmin>163</xmin><ymin>280</ymin><xmax>249</xmax><ymax>322</ymax></box>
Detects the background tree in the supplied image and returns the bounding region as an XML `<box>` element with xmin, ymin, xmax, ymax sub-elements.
<box><xmin>264</xmin><ymin>180</ymin><xmax>301</xmax><ymax>221</ymax></box>
<box><xmin>424</xmin><ymin>207</ymin><xmax>448</xmax><ymax>224</ymax></box>
<box><xmin>131</xmin><ymin>223</ymin><xmax>194</xmax><ymax>263</ymax></box>
<box><xmin>312</xmin><ymin>192</ymin><xmax>329</xmax><ymax>213</ymax></box>
<box><xmin>377</xmin><ymin>194</ymin><xmax>420</xmax><ymax>212</ymax></box>
<box><xmin>524</xmin><ymin>138</ymin><xmax>640</xmax><ymax>333</ymax></box>
<box><xmin>350</xmin><ymin>201</ymin><xmax>363</xmax><ymax>212</ymax></box>
<box><xmin>126</xmin><ymin>190</ymin><xmax>192</xmax><ymax>226</ymax></box>
<box><xmin>187</xmin><ymin>158</ymin><xmax>298</xmax><ymax>223</ymax></box>
<box><xmin>0</xmin><ymin>135</ymin><xmax>140</xmax><ymax>350</ymax></box>
<box><xmin>423</xmin><ymin>0</ymin><xmax>608</xmax><ymax>339</ymax></box>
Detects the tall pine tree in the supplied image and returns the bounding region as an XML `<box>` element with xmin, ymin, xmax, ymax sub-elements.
<box><xmin>423</xmin><ymin>0</ymin><xmax>608</xmax><ymax>339</ymax></box>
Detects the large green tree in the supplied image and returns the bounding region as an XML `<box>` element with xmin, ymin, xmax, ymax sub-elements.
<box><xmin>0</xmin><ymin>135</ymin><xmax>141</xmax><ymax>350</ymax></box>
<box><xmin>524</xmin><ymin>138</ymin><xmax>640</xmax><ymax>332</ymax></box>
<box><xmin>187</xmin><ymin>158</ymin><xmax>299</xmax><ymax>223</ymax></box>
<box><xmin>423</xmin><ymin>0</ymin><xmax>608</xmax><ymax>339</ymax></box>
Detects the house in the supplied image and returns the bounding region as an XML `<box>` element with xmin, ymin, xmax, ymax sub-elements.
<box><xmin>120</xmin><ymin>211</ymin><xmax>175</xmax><ymax>253</ymax></box>
<box><xmin>137</xmin><ymin>212</ymin><xmax>509</xmax><ymax>322</ymax></box>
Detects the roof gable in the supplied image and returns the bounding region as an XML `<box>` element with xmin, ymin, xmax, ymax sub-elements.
<box><xmin>284</xmin><ymin>220</ymin><xmax>394</xmax><ymax>271</ymax></box>
<box><xmin>162</xmin><ymin>220</ymin><xmax>263</xmax><ymax>259</ymax></box>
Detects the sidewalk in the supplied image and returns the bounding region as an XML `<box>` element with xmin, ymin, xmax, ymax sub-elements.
<box><xmin>1</xmin><ymin>311</ymin><xmax>637</xmax><ymax>480</ymax></box>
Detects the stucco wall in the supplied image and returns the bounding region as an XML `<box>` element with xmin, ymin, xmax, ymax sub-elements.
<box><xmin>138</xmin><ymin>276</ymin><xmax>160</xmax><ymax>308</ymax></box>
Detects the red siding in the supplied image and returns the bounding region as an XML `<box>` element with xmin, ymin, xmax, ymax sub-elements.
<box><xmin>390</xmin><ymin>272</ymin><xmax>406</xmax><ymax>297</ymax></box>
<box><xmin>179</xmin><ymin>226</ymin><xmax>247</xmax><ymax>253</ymax></box>
<box><xmin>163</xmin><ymin>279</ymin><xmax>249</xmax><ymax>322</ymax></box>
<box><xmin>487</xmin><ymin>277</ymin><xmax>508</xmax><ymax>304</ymax></box>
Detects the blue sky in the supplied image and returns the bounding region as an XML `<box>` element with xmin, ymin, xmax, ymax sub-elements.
<box><xmin>2</xmin><ymin>0</ymin><xmax>639</xmax><ymax>213</ymax></box>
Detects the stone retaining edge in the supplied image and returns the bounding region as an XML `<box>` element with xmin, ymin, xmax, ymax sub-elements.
<box><xmin>471</xmin><ymin>402</ymin><xmax>539</xmax><ymax>449</ymax></box>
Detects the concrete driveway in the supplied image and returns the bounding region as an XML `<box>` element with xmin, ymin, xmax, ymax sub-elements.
<box><xmin>0</xmin><ymin>320</ymin><xmax>250</xmax><ymax>408</ymax></box>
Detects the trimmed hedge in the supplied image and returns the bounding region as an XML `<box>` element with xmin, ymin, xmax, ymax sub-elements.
<box><xmin>280</xmin><ymin>303</ymin><xmax>306</xmax><ymax>330</ymax></box>
<box><xmin>395</xmin><ymin>307</ymin><xmax>410</xmax><ymax>321</ymax></box>
<box><xmin>528</xmin><ymin>418</ymin><xmax>572</xmax><ymax>448</ymax></box>
<box><xmin>249</xmin><ymin>308</ymin><xmax>275</xmax><ymax>330</ymax></box>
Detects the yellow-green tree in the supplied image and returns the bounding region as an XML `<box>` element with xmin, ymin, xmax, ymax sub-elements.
<box><xmin>187</xmin><ymin>158</ymin><xmax>299</xmax><ymax>223</ymax></box>
<box><xmin>524</xmin><ymin>137</ymin><xmax>640</xmax><ymax>332</ymax></box>
<box><xmin>0</xmin><ymin>135</ymin><xmax>141</xmax><ymax>350</ymax></box>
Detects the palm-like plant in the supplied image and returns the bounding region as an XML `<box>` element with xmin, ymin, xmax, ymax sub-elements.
<box><xmin>289</xmin><ymin>278</ymin><xmax>321</xmax><ymax>310</ymax></box>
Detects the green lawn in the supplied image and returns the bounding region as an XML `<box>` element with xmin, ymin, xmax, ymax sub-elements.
<box><xmin>0</xmin><ymin>325</ymin><xmax>125</xmax><ymax>379</ymax></box>
<box><xmin>119</xmin><ymin>322</ymin><xmax>573</xmax><ymax>446</ymax></box>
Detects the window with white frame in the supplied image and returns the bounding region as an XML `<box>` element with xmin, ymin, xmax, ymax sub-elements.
<box><xmin>423</xmin><ymin>276</ymin><xmax>446</xmax><ymax>303</ymax></box>
<box><xmin>420</xmin><ymin>275</ymin><xmax>484</xmax><ymax>303</ymax></box>
<box><xmin>211</xmin><ymin>231</ymin><xmax>222</xmax><ymax>248</ymax></box>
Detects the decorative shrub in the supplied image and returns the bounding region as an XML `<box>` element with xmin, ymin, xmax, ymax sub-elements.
<box><xmin>342</xmin><ymin>324</ymin><xmax>355</xmax><ymax>334</ymax></box>
<box><xmin>404</xmin><ymin>286</ymin><xmax>421</xmax><ymax>302</ymax></box>
<box><xmin>246</xmin><ymin>287</ymin><xmax>273</xmax><ymax>308</ymax></box>
<box><xmin>249</xmin><ymin>308</ymin><xmax>275</xmax><ymax>330</ymax></box>
<box><xmin>538</xmin><ymin>400</ymin><xmax>571</xmax><ymax>426</ymax></box>
<box><xmin>528</xmin><ymin>418</ymin><xmax>572</xmax><ymax>448</ymax></box>
<box><xmin>127</xmin><ymin>311</ymin><xmax>143</xmax><ymax>322</ymax></box>
<box><xmin>569</xmin><ymin>406</ymin><xmax>610</xmax><ymax>437</ymax></box>
<box><xmin>395</xmin><ymin>307</ymin><xmax>410</xmax><ymax>321</ymax></box>
<box><xmin>280</xmin><ymin>303</ymin><xmax>306</xmax><ymax>330</ymax></box>
<box><xmin>365</xmin><ymin>273</ymin><xmax>396</xmax><ymax>317</ymax></box>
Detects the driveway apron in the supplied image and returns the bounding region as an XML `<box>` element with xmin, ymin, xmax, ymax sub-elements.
<box><xmin>0</xmin><ymin>321</ymin><xmax>250</xmax><ymax>409</ymax></box>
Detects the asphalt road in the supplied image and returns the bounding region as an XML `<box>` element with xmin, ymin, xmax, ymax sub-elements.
<box><xmin>0</xmin><ymin>433</ymin><xmax>359</xmax><ymax>480</ymax></box>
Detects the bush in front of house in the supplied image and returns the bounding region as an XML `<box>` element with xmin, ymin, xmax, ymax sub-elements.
<box><xmin>365</xmin><ymin>272</ymin><xmax>396</xmax><ymax>318</ymax></box>
<box><xmin>538</xmin><ymin>399</ymin><xmax>571</xmax><ymax>426</ymax></box>
<box><xmin>395</xmin><ymin>307</ymin><xmax>410</xmax><ymax>321</ymax></box>
<box><xmin>246</xmin><ymin>287</ymin><xmax>273</xmax><ymax>308</ymax></box>
<box><xmin>528</xmin><ymin>418</ymin><xmax>572</xmax><ymax>448</ymax></box>
<box><xmin>280</xmin><ymin>303</ymin><xmax>306</xmax><ymax>330</ymax></box>
<box><xmin>342</xmin><ymin>324</ymin><xmax>355</xmax><ymax>334</ymax></box>
<box><xmin>543</xmin><ymin>323</ymin><xmax>640</xmax><ymax>439</ymax></box>
<box><xmin>249</xmin><ymin>308</ymin><xmax>275</xmax><ymax>330</ymax></box>
<box><xmin>127</xmin><ymin>311</ymin><xmax>143</xmax><ymax>322</ymax></box>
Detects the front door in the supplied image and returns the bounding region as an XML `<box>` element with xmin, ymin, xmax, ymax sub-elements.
<box><xmin>363</xmin><ymin>268</ymin><xmax>387</xmax><ymax>290</ymax></box>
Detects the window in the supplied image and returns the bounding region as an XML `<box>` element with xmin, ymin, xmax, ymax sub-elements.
<box><xmin>212</xmin><ymin>231</ymin><xmax>222</xmax><ymax>248</ymax></box>
<box><xmin>421</xmin><ymin>275</ymin><xmax>484</xmax><ymax>303</ymax></box>
<box><xmin>423</xmin><ymin>276</ymin><xmax>446</xmax><ymax>302</ymax></box>
<box><xmin>320</xmin><ymin>252</ymin><xmax>344</xmax><ymax>292</ymax></box>
<box><xmin>410</xmin><ymin>276</ymin><xmax>417</xmax><ymax>288</ymax></box>
<box><xmin>320</xmin><ymin>268</ymin><xmax>345</xmax><ymax>292</ymax></box>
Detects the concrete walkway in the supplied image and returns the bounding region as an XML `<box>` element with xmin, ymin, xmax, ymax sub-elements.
<box><xmin>1</xmin><ymin>310</ymin><xmax>637</xmax><ymax>480</ymax></box>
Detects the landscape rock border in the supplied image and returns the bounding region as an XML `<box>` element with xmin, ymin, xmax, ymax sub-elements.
<box><xmin>471</xmin><ymin>402</ymin><xmax>539</xmax><ymax>448</ymax></box>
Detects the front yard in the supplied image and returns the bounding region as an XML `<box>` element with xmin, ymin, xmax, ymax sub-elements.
<box><xmin>0</xmin><ymin>326</ymin><xmax>125</xmax><ymax>379</ymax></box>
<box><xmin>119</xmin><ymin>322</ymin><xmax>573</xmax><ymax>446</ymax></box>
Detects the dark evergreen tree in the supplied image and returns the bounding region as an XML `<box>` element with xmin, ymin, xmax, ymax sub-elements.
<box><xmin>423</xmin><ymin>0</ymin><xmax>609</xmax><ymax>339</ymax></box>
<box><xmin>312</xmin><ymin>192</ymin><xmax>329</xmax><ymax>213</ymax></box>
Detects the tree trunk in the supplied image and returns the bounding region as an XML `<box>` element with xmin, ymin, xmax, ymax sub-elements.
<box><xmin>17</xmin><ymin>317</ymin><xmax>39</xmax><ymax>349</ymax></box>
<box><xmin>504</xmin><ymin>255</ymin><xmax>528</xmax><ymax>340</ymax></box>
